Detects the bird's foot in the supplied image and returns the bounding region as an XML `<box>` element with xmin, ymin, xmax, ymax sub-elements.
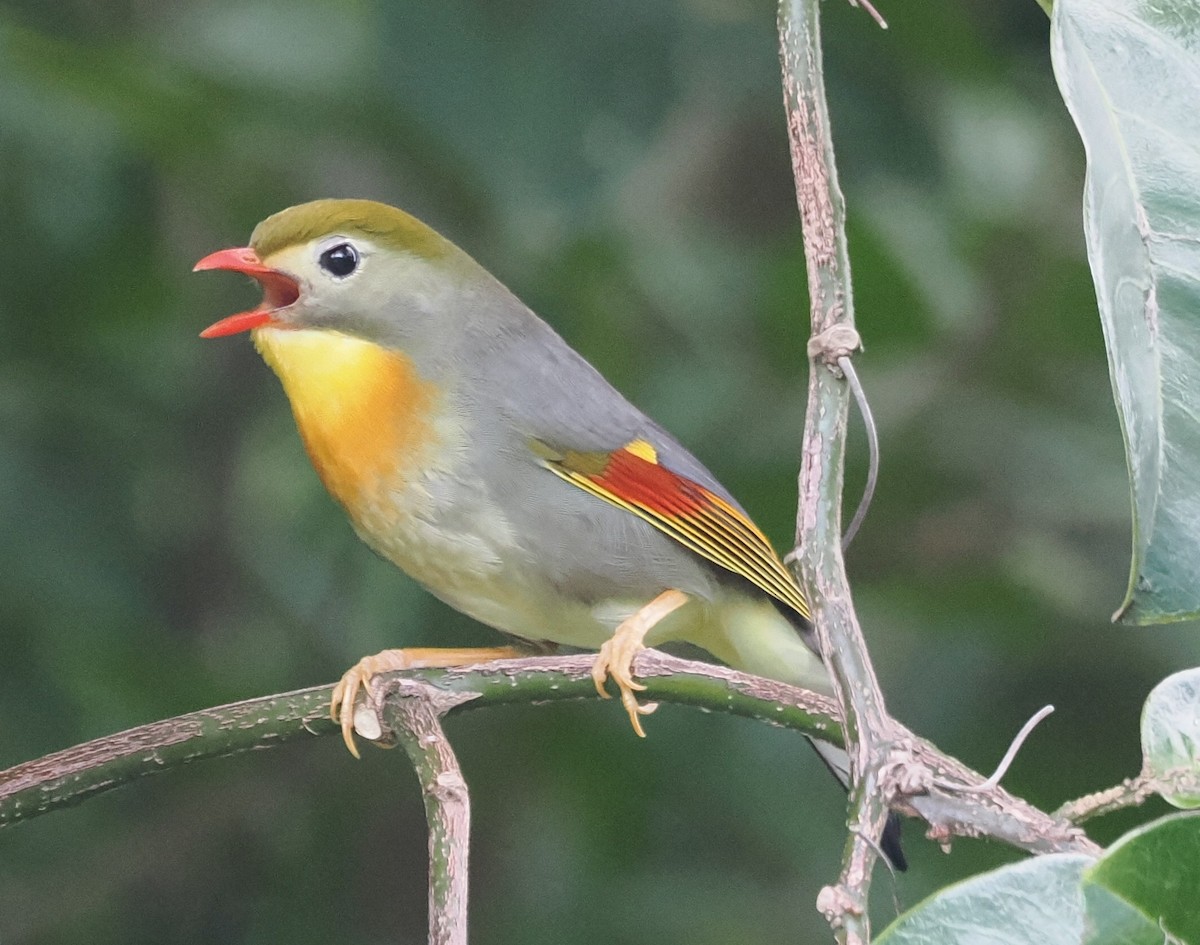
<box><xmin>331</xmin><ymin>646</ymin><xmax>523</xmax><ymax>757</ymax></box>
<box><xmin>591</xmin><ymin>589</ymin><xmax>689</xmax><ymax>737</ymax></box>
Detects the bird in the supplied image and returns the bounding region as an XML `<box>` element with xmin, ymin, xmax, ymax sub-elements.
<box><xmin>195</xmin><ymin>198</ymin><xmax>904</xmax><ymax>869</ymax></box>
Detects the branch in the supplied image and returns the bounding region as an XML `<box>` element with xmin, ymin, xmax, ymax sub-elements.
<box><xmin>0</xmin><ymin>652</ymin><xmax>842</xmax><ymax>830</ymax></box>
<box><xmin>0</xmin><ymin>651</ymin><xmax>1096</xmax><ymax>872</ymax></box>
<box><xmin>375</xmin><ymin>676</ymin><xmax>476</xmax><ymax>945</ymax></box>
<box><xmin>0</xmin><ymin>686</ymin><xmax>335</xmax><ymax>828</ymax></box>
<box><xmin>1057</xmin><ymin>763</ymin><xmax>1200</xmax><ymax>824</ymax></box>
<box><xmin>779</xmin><ymin>0</ymin><xmax>901</xmax><ymax>939</ymax></box>
<box><xmin>845</xmin><ymin>0</ymin><xmax>888</xmax><ymax>30</ymax></box>
<box><xmin>1056</xmin><ymin>777</ymin><xmax>1157</xmax><ymax>825</ymax></box>
<box><xmin>773</xmin><ymin>5</ymin><xmax>1112</xmax><ymax>940</ymax></box>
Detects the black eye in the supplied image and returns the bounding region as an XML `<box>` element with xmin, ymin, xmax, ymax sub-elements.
<box><xmin>319</xmin><ymin>242</ymin><xmax>359</xmax><ymax>277</ymax></box>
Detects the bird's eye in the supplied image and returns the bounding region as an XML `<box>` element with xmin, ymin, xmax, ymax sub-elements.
<box><xmin>319</xmin><ymin>242</ymin><xmax>359</xmax><ymax>278</ymax></box>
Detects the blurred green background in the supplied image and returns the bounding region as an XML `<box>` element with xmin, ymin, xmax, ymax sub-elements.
<box><xmin>2</xmin><ymin>0</ymin><xmax>1197</xmax><ymax>942</ymax></box>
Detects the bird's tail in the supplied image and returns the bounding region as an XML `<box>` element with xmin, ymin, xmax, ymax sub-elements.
<box><xmin>711</xmin><ymin>595</ymin><xmax>907</xmax><ymax>870</ymax></box>
<box><xmin>811</xmin><ymin>739</ymin><xmax>907</xmax><ymax>871</ymax></box>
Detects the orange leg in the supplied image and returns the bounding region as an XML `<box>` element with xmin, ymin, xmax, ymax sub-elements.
<box><xmin>591</xmin><ymin>589</ymin><xmax>690</xmax><ymax>737</ymax></box>
<box><xmin>331</xmin><ymin>646</ymin><xmax>523</xmax><ymax>757</ymax></box>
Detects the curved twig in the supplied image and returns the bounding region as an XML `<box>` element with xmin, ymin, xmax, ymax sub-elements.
<box><xmin>838</xmin><ymin>354</ymin><xmax>879</xmax><ymax>550</ymax></box>
<box><xmin>934</xmin><ymin>705</ymin><xmax>1055</xmax><ymax>794</ymax></box>
<box><xmin>847</xmin><ymin>0</ymin><xmax>888</xmax><ymax>29</ymax></box>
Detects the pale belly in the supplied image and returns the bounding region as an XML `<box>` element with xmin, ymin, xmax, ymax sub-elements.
<box><xmin>347</xmin><ymin>469</ymin><xmax>623</xmax><ymax>650</ymax></box>
<box><xmin>342</xmin><ymin>463</ymin><xmax>829</xmax><ymax>696</ymax></box>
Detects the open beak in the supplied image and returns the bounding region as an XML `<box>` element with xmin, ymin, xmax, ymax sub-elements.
<box><xmin>193</xmin><ymin>247</ymin><xmax>302</xmax><ymax>338</ymax></box>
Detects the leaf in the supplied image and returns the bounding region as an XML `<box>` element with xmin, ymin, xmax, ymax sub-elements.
<box><xmin>1081</xmin><ymin>883</ymin><xmax>1171</xmax><ymax>945</ymax></box>
<box><xmin>1141</xmin><ymin>668</ymin><xmax>1200</xmax><ymax>808</ymax></box>
<box><xmin>1051</xmin><ymin>0</ymin><xmax>1200</xmax><ymax>623</ymax></box>
<box><xmin>873</xmin><ymin>854</ymin><xmax>1095</xmax><ymax>945</ymax></box>
<box><xmin>1084</xmin><ymin>812</ymin><xmax>1200</xmax><ymax>945</ymax></box>
<box><xmin>874</xmin><ymin>820</ymin><xmax>1200</xmax><ymax>944</ymax></box>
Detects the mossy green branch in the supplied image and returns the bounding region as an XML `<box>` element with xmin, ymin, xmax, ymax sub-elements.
<box><xmin>0</xmin><ymin>651</ymin><xmax>842</xmax><ymax>831</ymax></box>
<box><xmin>0</xmin><ymin>648</ymin><xmax>1096</xmax><ymax>870</ymax></box>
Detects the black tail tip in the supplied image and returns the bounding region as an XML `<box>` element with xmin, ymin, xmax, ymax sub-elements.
<box><xmin>882</xmin><ymin>812</ymin><xmax>908</xmax><ymax>872</ymax></box>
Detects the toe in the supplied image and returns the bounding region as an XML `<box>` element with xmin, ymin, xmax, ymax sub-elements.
<box><xmin>330</xmin><ymin>665</ymin><xmax>367</xmax><ymax>758</ymax></box>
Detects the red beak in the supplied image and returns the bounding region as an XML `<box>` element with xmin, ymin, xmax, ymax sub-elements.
<box><xmin>193</xmin><ymin>247</ymin><xmax>301</xmax><ymax>338</ymax></box>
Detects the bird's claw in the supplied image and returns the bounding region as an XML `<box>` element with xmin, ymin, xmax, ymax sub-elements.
<box><xmin>591</xmin><ymin>589</ymin><xmax>689</xmax><ymax>737</ymax></box>
<box><xmin>592</xmin><ymin>633</ymin><xmax>658</xmax><ymax>737</ymax></box>
<box><xmin>329</xmin><ymin>646</ymin><xmax>525</xmax><ymax>757</ymax></box>
<box><xmin>330</xmin><ymin>653</ymin><xmax>401</xmax><ymax>758</ymax></box>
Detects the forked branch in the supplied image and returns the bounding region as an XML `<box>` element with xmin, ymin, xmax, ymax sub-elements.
<box><xmin>1</xmin><ymin>652</ymin><xmax>1092</xmax><ymax>869</ymax></box>
<box><xmin>776</xmin><ymin>1</ymin><xmax>1094</xmax><ymax>941</ymax></box>
<box><xmin>779</xmin><ymin>0</ymin><xmax>901</xmax><ymax>938</ymax></box>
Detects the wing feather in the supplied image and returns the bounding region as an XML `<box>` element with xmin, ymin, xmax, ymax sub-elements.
<box><xmin>534</xmin><ymin>438</ymin><xmax>811</xmax><ymax>621</ymax></box>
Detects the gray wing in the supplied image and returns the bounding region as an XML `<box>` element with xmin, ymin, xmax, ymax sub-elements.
<box><xmin>450</xmin><ymin>288</ymin><xmax>780</xmax><ymax>607</ymax></box>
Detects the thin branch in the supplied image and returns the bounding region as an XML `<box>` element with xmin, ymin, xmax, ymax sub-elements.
<box><xmin>0</xmin><ymin>687</ymin><xmax>335</xmax><ymax>828</ymax></box>
<box><xmin>780</xmin><ymin>0</ymin><xmax>894</xmax><ymax>938</ymax></box>
<box><xmin>774</xmin><ymin>10</ymin><xmax>1098</xmax><ymax>938</ymax></box>
<box><xmin>1055</xmin><ymin>776</ymin><xmax>1156</xmax><ymax>824</ymax></box>
<box><xmin>934</xmin><ymin>705</ymin><xmax>1055</xmax><ymax>794</ymax></box>
<box><xmin>0</xmin><ymin>651</ymin><xmax>1096</xmax><ymax>868</ymax></box>
<box><xmin>846</xmin><ymin>0</ymin><xmax>888</xmax><ymax>30</ymax></box>
<box><xmin>0</xmin><ymin>652</ymin><xmax>842</xmax><ymax>831</ymax></box>
<box><xmin>1056</xmin><ymin>763</ymin><xmax>1200</xmax><ymax>824</ymax></box>
<box><xmin>373</xmin><ymin>676</ymin><xmax>476</xmax><ymax>945</ymax></box>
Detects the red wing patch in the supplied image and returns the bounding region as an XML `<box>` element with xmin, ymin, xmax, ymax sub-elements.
<box><xmin>534</xmin><ymin>438</ymin><xmax>811</xmax><ymax>620</ymax></box>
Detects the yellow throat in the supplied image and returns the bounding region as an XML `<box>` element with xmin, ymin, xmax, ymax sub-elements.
<box><xmin>252</xmin><ymin>327</ymin><xmax>439</xmax><ymax>513</ymax></box>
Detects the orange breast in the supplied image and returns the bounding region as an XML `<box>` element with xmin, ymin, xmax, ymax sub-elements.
<box><xmin>252</xmin><ymin>327</ymin><xmax>439</xmax><ymax>515</ymax></box>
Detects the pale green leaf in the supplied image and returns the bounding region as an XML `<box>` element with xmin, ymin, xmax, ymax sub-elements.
<box><xmin>873</xmin><ymin>854</ymin><xmax>1094</xmax><ymax>945</ymax></box>
<box><xmin>1141</xmin><ymin>668</ymin><xmax>1200</xmax><ymax>808</ymax></box>
<box><xmin>1051</xmin><ymin>0</ymin><xmax>1200</xmax><ymax>623</ymax></box>
<box><xmin>1081</xmin><ymin>883</ymin><xmax>1169</xmax><ymax>945</ymax></box>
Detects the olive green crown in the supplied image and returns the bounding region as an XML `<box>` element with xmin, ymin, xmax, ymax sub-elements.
<box><xmin>250</xmin><ymin>199</ymin><xmax>454</xmax><ymax>261</ymax></box>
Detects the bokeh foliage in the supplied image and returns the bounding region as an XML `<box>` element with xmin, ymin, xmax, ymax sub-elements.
<box><xmin>1</xmin><ymin>0</ymin><xmax>1197</xmax><ymax>942</ymax></box>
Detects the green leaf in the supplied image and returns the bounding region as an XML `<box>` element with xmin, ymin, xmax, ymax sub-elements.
<box><xmin>1082</xmin><ymin>883</ymin><xmax>1172</xmax><ymax>945</ymax></box>
<box><xmin>1051</xmin><ymin>0</ymin><xmax>1200</xmax><ymax>623</ymax></box>
<box><xmin>1084</xmin><ymin>812</ymin><xmax>1200</xmax><ymax>945</ymax></box>
<box><xmin>1141</xmin><ymin>668</ymin><xmax>1200</xmax><ymax>808</ymax></box>
<box><xmin>873</xmin><ymin>854</ymin><xmax>1094</xmax><ymax>945</ymax></box>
